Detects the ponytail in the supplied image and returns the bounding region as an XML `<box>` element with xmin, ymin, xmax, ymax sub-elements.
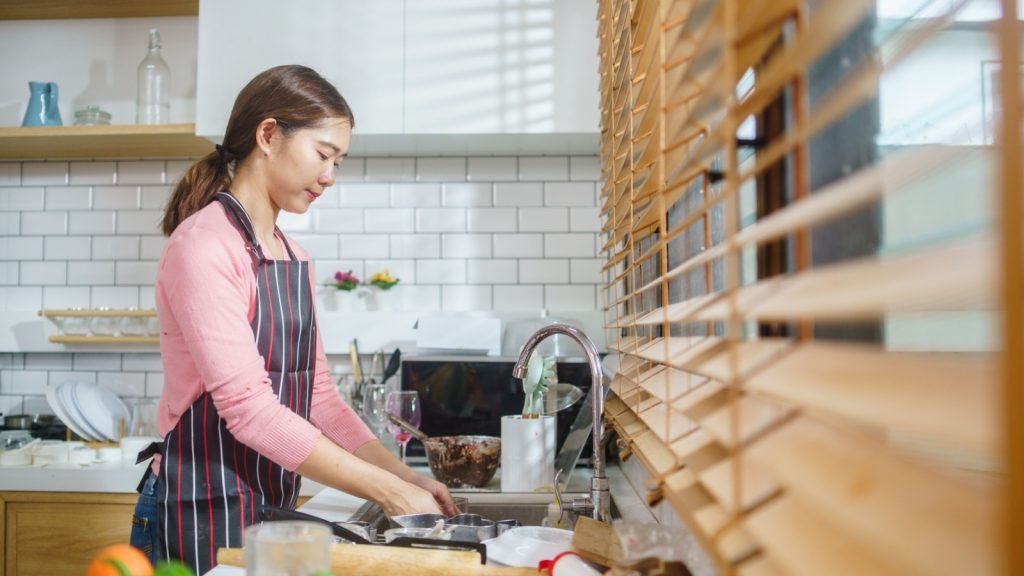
<box><xmin>160</xmin><ymin>152</ymin><xmax>230</xmax><ymax>236</ymax></box>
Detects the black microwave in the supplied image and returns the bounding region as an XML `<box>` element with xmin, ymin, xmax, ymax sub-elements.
<box><xmin>399</xmin><ymin>355</ymin><xmax>595</xmax><ymax>464</ymax></box>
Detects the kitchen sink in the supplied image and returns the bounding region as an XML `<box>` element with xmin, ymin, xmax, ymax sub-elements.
<box><xmin>350</xmin><ymin>491</ymin><xmax>620</xmax><ymax>541</ymax></box>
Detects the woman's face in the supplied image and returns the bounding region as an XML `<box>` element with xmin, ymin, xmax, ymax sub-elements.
<box><xmin>266</xmin><ymin>117</ymin><xmax>351</xmax><ymax>214</ymax></box>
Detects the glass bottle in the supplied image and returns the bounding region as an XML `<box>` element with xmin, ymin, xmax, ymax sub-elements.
<box><xmin>136</xmin><ymin>28</ymin><xmax>171</xmax><ymax>124</ymax></box>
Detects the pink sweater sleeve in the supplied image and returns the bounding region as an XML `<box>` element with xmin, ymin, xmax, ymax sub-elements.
<box><xmin>158</xmin><ymin>224</ymin><xmax>322</xmax><ymax>472</ymax></box>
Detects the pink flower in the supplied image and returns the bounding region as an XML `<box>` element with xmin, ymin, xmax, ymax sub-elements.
<box><xmin>331</xmin><ymin>270</ymin><xmax>360</xmax><ymax>291</ymax></box>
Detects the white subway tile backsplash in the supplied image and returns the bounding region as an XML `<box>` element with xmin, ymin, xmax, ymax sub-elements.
<box><xmin>140</xmin><ymin>237</ymin><xmax>165</xmax><ymax>260</ymax></box>
<box><xmin>0</xmin><ymin>262</ymin><xmax>18</xmax><ymax>285</ymax></box>
<box><xmin>468</xmin><ymin>259</ymin><xmax>518</xmax><ymax>284</ymax></box>
<box><xmin>390</xmin><ymin>234</ymin><xmax>441</xmax><ymax>259</ymax></box>
<box><xmin>366</xmin><ymin>208</ymin><xmax>415</xmax><ymax>233</ymax></box>
<box><xmin>570</xmin><ymin>207</ymin><xmax>601</xmax><ymax>232</ymax></box>
<box><xmin>336</xmin><ymin>158</ymin><xmax>365</xmax><ymax>182</ymax></box>
<box><xmin>544</xmin><ymin>233</ymin><xmax>596</xmax><ymax>258</ymax></box>
<box><xmin>337</xmin><ymin>234</ymin><xmax>389</xmax><ymax>259</ymax></box>
<box><xmin>415</xmin><ymin>259</ymin><xmax>466</xmax><ymax>284</ymax></box>
<box><xmin>94</xmin><ymin>186</ymin><xmax>141</xmax><ymax>210</ymax></box>
<box><xmin>493</xmin><ymin>233</ymin><xmax>543</xmax><ymax>258</ymax></box>
<box><xmin>42</xmin><ymin>286</ymin><xmax>90</xmax><ymax>308</ymax></box>
<box><xmin>441</xmin><ymin>234</ymin><xmax>492</xmax><ymax>258</ymax></box>
<box><xmin>277</xmin><ymin>211</ymin><xmax>312</xmax><ymax>233</ymax></box>
<box><xmin>318</xmin><ymin>185</ymin><xmax>341</xmax><ymax>208</ymax></box>
<box><xmin>466</xmin><ymin>208</ymin><xmax>516</xmax><ymax>232</ymax></box>
<box><xmin>366</xmin><ymin>158</ymin><xmax>415</xmax><ymax>181</ymax></box>
<box><xmin>314</xmin><ymin>260</ymin><xmax>365</xmax><ymax>283</ymax></box>
<box><xmin>5</xmin><ymin>287</ymin><xmax>42</xmax><ymax>310</ymax></box>
<box><xmin>493</xmin><ymin>183</ymin><xmax>543</xmax><ymax>207</ymax></box>
<box><xmin>314</xmin><ymin>209</ymin><xmax>364</xmax><ymax>233</ymax></box>
<box><xmin>98</xmin><ymin>372</ymin><xmax>146</xmax><ymax>397</ymax></box>
<box><xmin>49</xmin><ymin>371</ymin><xmax>97</xmax><ymax>386</ymax></box>
<box><xmin>70</xmin><ymin>161</ymin><xmax>116</xmax><ymax>185</ymax></box>
<box><xmin>493</xmin><ymin>285</ymin><xmax>544</xmax><ymax>311</ymax></box>
<box><xmin>69</xmin><ymin>261</ymin><xmax>114</xmax><ymax>285</ymax></box>
<box><xmin>139</xmin><ymin>286</ymin><xmax>156</xmax><ymax>309</ymax></box>
<box><xmin>442</xmin><ymin>183</ymin><xmax>491</xmax><ymax>207</ymax></box>
<box><xmin>442</xmin><ymin>285</ymin><xmax>492</xmax><ymax>310</ymax></box>
<box><xmin>288</xmin><ymin>235</ymin><xmax>338</xmax><ymax>259</ymax></box>
<box><xmin>45</xmin><ymin>186</ymin><xmax>91</xmax><ymax>210</ymax></box>
<box><xmin>417</xmin><ymin>158</ymin><xmax>466</xmax><ymax>182</ymax></box>
<box><xmin>21</xmin><ymin>261</ymin><xmax>66</xmax><ymax>285</ymax></box>
<box><xmin>416</xmin><ymin>208</ymin><xmax>466</xmax><ymax>233</ymax></box>
<box><xmin>569</xmin><ymin>156</ymin><xmax>600</xmax><ymax>181</ymax></box>
<box><xmin>141</xmin><ymin>186</ymin><xmax>172</xmax><ymax>210</ymax></box>
<box><xmin>166</xmin><ymin>160</ymin><xmax>193</xmax><ymax>185</ymax></box>
<box><xmin>0</xmin><ymin>213</ymin><xmax>20</xmax><ymax>236</ymax></box>
<box><xmin>25</xmin><ymin>353</ymin><xmax>72</xmax><ymax>370</ymax></box>
<box><xmin>22</xmin><ymin>211</ymin><xmax>68</xmax><ymax>235</ymax></box>
<box><xmin>116</xmin><ymin>210</ymin><xmax>161</xmax><ymax>235</ymax></box>
<box><xmin>467</xmin><ymin>157</ymin><xmax>517</xmax><ymax>182</ymax></box>
<box><xmin>74</xmin><ymin>353</ymin><xmax>122</xmax><ymax>371</ymax></box>
<box><xmin>122</xmin><ymin>353</ymin><xmax>163</xmax><ymax>372</ymax></box>
<box><xmin>518</xmin><ymin>208</ymin><xmax>568</xmax><ymax>232</ymax></box>
<box><xmin>544</xmin><ymin>182</ymin><xmax>595</xmax><ymax>207</ymax></box>
<box><xmin>0</xmin><ymin>163</ymin><xmax>20</xmax><ymax>185</ymax></box>
<box><xmin>519</xmin><ymin>157</ymin><xmax>568</xmax><ymax>181</ymax></box>
<box><xmin>389</xmin><ymin>285</ymin><xmax>441</xmax><ymax>311</ymax></box>
<box><xmin>22</xmin><ymin>162</ymin><xmax>68</xmax><ymax>185</ymax></box>
<box><xmin>363</xmin><ymin>260</ymin><xmax>416</xmax><ymax>284</ymax></box>
<box><xmin>93</xmin><ymin>236</ymin><xmax>140</xmax><ymax>260</ymax></box>
<box><xmin>545</xmin><ymin>285</ymin><xmax>597</xmax><ymax>311</ymax></box>
<box><xmin>92</xmin><ymin>286</ymin><xmax>139</xmax><ymax>308</ymax></box>
<box><xmin>11</xmin><ymin>370</ymin><xmax>47</xmax><ymax>394</ymax></box>
<box><xmin>519</xmin><ymin>259</ymin><xmax>569</xmax><ymax>284</ymax></box>
<box><xmin>69</xmin><ymin>211</ymin><xmax>115</xmax><ymax>235</ymax></box>
<box><xmin>45</xmin><ymin>236</ymin><xmax>91</xmax><ymax>260</ymax></box>
<box><xmin>115</xmin><ymin>261</ymin><xmax>157</xmax><ymax>285</ymax></box>
<box><xmin>146</xmin><ymin>372</ymin><xmax>165</xmax><ymax>397</ymax></box>
<box><xmin>116</xmin><ymin>161</ymin><xmax>165</xmax><ymax>185</ymax></box>
<box><xmin>570</xmin><ymin>259</ymin><xmax>603</xmax><ymax>284</ymax></box>
<box><xmin>390</xmin><ymin>183</ymin><xmax>441</xmax><ymax>208</ymax></box>
<box><xmin>339</xmin><ymin>184</ymin><xmax>390</xmax><ymax>208</ymax></box>
<box><xmin>3</xmin><ymin>187</ymin><xmax>44</xmax><ymax>210</ymax></box>
<box><xmin>5</xmin><ymin>237</ymin><xmax>44</xmax><ymax>260</ymax></box>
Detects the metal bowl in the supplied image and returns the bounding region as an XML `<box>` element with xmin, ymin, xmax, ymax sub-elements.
<box><xmin>445</xmin><ymin>513</ymin><xmax>496</xmax><ymax>542</ymax></box>
<box><xmin>423</xmin><ymin>435</ymin><xmax>501</xmax><ymax>488</ymax></box>
<box><xmin>390</xmin><ymin>513</ymin><xmax>448</xmax><ymax>529</ymax></box>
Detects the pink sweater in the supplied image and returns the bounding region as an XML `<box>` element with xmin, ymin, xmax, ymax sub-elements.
<box><xmin>154</xmin><ymin>200</ymin><xmax>375</xmax><ymax>472</ymax></box>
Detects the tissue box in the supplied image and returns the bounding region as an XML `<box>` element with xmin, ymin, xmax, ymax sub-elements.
<box><xmin>415</xmin><ymin>314</ymin><xmax>502</xmax><ymax>355</ymax></box>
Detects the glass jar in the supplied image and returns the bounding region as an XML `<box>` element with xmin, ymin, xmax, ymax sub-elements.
<box><xmin>63</xmin><ymin>308</ymin><xmax>91</xmax><ymax>336</ymax></box>
<box><xmin>119</xmin><ymin>308</ymin><xmax>149</xmax><ymax>336</ymax></box>
<box><xmin>73</xmin><ymin>105</ymin><xmax>112</xmax><ymax>126</ymax></box>
<box><xmin>90</xmin><ymin>307</ymin><xmax>120</xmax><ymax>337</ymax></box>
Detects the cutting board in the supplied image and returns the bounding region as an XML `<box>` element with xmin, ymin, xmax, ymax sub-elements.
<box><xmin>572</xmin><ymin>516</ymin><xmax>622</xmax><ymax>567</ymax></box>
<box><xmin>217</xmin><ymin>544</ymin><xmax>537</xmax><ymax>576</ymax></box>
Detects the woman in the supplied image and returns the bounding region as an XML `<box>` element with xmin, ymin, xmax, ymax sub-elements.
<box><xmin>129</xmin><ymin>65</ymin><xmax>455</xmax><ymax>572</ymax></box>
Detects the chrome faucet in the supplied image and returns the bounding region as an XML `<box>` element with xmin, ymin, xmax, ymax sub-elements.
<box><xmin>512</xmin><ymin>324</ymin><xmax>610</xmax><ymax>523</ymax></box>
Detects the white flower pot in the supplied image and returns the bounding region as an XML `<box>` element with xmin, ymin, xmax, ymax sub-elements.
<box><xmin>500</xmin><ymin>414</ymin><xmax>556</xmax><ymax>493</ymax></box>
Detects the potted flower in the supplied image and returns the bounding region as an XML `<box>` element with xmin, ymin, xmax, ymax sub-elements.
<box><xmin>367</xmin><ymin>269</ymin><xmax>400</xmax><ymax>310</ymax></box>
<box><xmin>324</xmin><ymin>270</ymin><xmax>364</xmax><ymax>312</ymax></box>
<box><xmin>369</xmin><ymin>268</ymin><xmax>400</xmax><ymax>290</ymax></box>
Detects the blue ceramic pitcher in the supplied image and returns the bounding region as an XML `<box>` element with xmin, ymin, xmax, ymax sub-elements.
<box><xmin>22</xmin><ymin>82</ymin><xmax>63</xmax><ymax>127</ymax></box>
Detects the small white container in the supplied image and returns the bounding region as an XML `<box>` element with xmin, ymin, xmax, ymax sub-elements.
<box><xmin>500</xmin><ymin>414</ymin><xmax>556</xmax><ymax>493</ymax></box>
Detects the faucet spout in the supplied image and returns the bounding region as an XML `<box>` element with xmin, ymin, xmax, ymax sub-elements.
<box><xmin>513</xmin><ymin>324</ymin><xmax>610</xmax><ymax>523</ymax></box>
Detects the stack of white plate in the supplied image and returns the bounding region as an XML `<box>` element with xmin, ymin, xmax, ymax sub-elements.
<box><xmin>45</xmin><ymin>382</ymin><xmax>131</xmax><ymax>442</ymax></box>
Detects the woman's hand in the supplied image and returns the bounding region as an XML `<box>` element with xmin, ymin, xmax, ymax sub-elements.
<box><xmin>380</xmin><ymin>479</ymin><xmax>442</xmax><ymax>517</ymax></box>
<box><xmin>409</xmin><ymin>474</ymin><xmax>459</xmax><ymax>516</ymax></box>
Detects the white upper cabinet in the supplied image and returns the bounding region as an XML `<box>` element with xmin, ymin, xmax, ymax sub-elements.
<box><xmin>196</xmin><ymin>0</ymin><xmax>405</xmax><ymax>139</ymax></box>
<box><xmin>197</xmin><ymin>0</ymin><xmax>599</xmax><ymax>154</ymax></box>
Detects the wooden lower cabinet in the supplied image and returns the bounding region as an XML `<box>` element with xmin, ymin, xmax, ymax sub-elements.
<box><xmin>0</xmin><ymin>492</ymin><xmax>313</xmax><ymax>576</ymax></box>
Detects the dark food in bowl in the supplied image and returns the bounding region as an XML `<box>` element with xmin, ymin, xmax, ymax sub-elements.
<box><xmin>423</xmin><ymin>435</ymin><xmax>500</xmax><ymax>488</ymax></box>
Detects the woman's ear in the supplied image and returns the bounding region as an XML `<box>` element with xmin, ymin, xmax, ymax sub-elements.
<box><xmin>254</xmin><ymin>118</ymin><xmax>279</xmax><ymax>158</ymax></box>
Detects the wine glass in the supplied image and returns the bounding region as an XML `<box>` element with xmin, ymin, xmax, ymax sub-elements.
<box><xmin>361</xmin><ymin>384</ymin><xmax>387</xmax><ymax>438</ymax></box>
<box><xmin>385</xmin><ymin>390</ymin><xmax>420</xmax><ymax>464</ymax></box>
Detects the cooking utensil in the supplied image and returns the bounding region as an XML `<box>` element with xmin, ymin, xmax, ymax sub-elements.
<box><xmin>387</xmin><ymin>414</ymin><xmax>502</xmax><ymax>488</ymax></box>
<box><xmin>391</xmin><ymin>513</ymin><xmax>448</xmax><ymax>529</ymax></box>
<box><xmin>542</xmin><ymin>383</ymin><xmax>584</xmax><ymax>415</ymax></box>
<box><xmin>445</xmin><ymin>513</ymin><xmax>496</xmax><ymax>543</ymax></box>
<box><xmin>350</xmin><ymin>340</ymin><xmax>363</xmax><ymax>383</ymax></box>
<box><xmin>369</xmin><ymin>350</ymin><xmax>382</xmax><ymax>384</ymax></box>
<box><xmin>1</xmin><ymin>414</ymin><xmax>58</xmax><ymax>430</ymax></box>
<box><xmin>382</xmin><ymin>348</ymin><xmax>401</xmax><ymax>385</ymax></box>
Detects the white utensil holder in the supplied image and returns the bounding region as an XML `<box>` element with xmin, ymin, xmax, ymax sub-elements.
<box><xmin>501</xmin><ymin>415</ymin><xmax>556</xmax><ymax>493</ymax></box>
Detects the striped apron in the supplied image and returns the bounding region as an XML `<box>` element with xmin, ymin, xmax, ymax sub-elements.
<box><xmin>155</xmin><ymin>191</ymin><xmax>318</xmax><ymax>573</ymax></box>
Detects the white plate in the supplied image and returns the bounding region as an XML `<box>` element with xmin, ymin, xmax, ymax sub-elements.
<box><xmin>74</xmin><ymin>383</ymin><xmax>130</xmax><ymax>441</ymax></box>
<box><xmin>61</xmin><ymin>383</ymin><xmax>104</xmax><ymax>441</ymax></box>
<box><xmin>47</xmin><ymin>384</ymin><xmax>95</xmax><ymax>441</ymax></box>
<box><xmin>484</xmin><ymin>526</ymin><xmax>574</xmax><ymax>568</ymax></box>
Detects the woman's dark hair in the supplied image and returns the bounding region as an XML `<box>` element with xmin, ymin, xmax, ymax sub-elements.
<box><xmin>161</xmin><ymin>65</ymin><xmax>354</xmax><ymax>235</ymax></box>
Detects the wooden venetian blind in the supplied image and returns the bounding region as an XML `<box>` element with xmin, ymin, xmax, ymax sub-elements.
<box><xmin>596</xmin><ymin>0</ymin><xmax>1022</xmax><ymax>575</ymax></box>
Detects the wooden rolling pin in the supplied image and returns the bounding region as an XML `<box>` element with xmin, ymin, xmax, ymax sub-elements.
<box><xmin>217</xmin><ymin>544</ymin><xmax>537</xmax><ymax>576</ymax></box>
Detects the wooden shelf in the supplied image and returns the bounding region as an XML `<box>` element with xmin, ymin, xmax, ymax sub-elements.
<box><xmin>0</xmin><ymin>124</ymin><xmax>210</xmax><ymax>159</ymax></box>
<box><xmin>0</xmin><ymin>0</ymin><xmax>197</xmax><ymax>20</ymax></box>
<box><xmin>39</xmin><ymin>308</ymin><xmax>156</xmax><ymax>318</ymax></box>
<box><xmin>48</xmin><ymin>336</ymin><xmax>159</xmax><ymax>344</ymax></box>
